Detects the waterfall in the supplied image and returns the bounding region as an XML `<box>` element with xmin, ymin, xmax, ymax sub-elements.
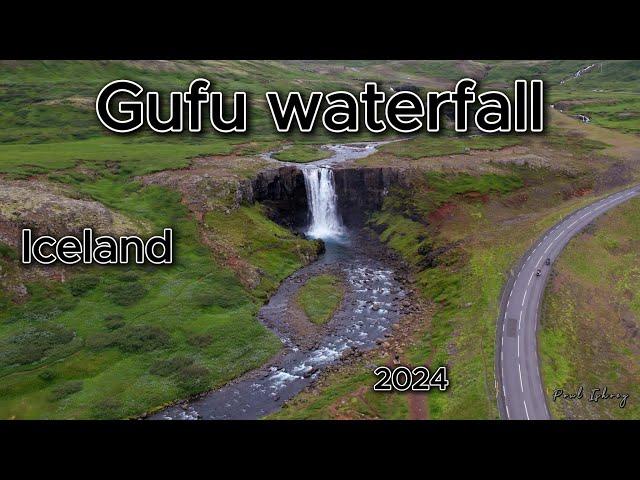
<box><xmin>302</xmin><ymin>167</ymin><xmax>345</xmax><ymax>240</ymax></box>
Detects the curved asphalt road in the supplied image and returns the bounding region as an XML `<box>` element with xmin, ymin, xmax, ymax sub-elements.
<box><xmin>496</xmin><ymin>184</ymin><xmax>640</xmax><ymax>420</ymax></box>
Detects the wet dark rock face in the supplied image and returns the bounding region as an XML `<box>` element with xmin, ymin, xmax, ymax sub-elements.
<box><xmin>333</xmin><ymin>167</ymin><xmax>402</xmax><ymax>227</ymax></box>
<box><xmin>248</xmin><ymin>166</ymin><xmax>308</xmax><ymax>228</ymax></box>
<box><xmin>246</xmin><ymin>165</ymin><xmax>402</xmax><ymax>230</ymax></box>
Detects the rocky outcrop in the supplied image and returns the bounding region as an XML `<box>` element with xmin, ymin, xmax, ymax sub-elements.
<box><xmin>140</xmin><ymin>156</ymin><xmax>269</xmax><ymax>219</ymax></box>
<box><xmin>141</xmin><ymin>159</ymin><xmax>402</xmax><ymax>230</ymax></box>
<box><xmin>246</xmin><ymin>166</ymin><xmax>308</xmax><ymax>228</ymax></box>
<box><xmin>246</xmin><ymin>165</ymin><xmax>404</xmax><ymax>229</ymax></box>
<box><xmin>333</xmin><ymin>167</ymin><xmax>403</xmax><ymax>227</ymax></box>
<box><xmin>0</xmin><ymin>180</ymin><xmax>146</xmax><ymax>248</ymax></box>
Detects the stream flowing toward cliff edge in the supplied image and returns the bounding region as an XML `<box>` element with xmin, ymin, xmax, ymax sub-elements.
<box><xmin>151</xmin><ymin>142</ymin><xmax>409</xmax><ymax>420</ymax></box>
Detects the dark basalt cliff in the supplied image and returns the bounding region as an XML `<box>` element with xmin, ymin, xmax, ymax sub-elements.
<box><xmin>246</xmin><ymin>166</ymin><xmax>308</xmax><ymax>228</ymax></box>
<box><xmin>245</xmin><ymin>165</ymin><xmax>403</xmax><ymax>230</ymax></box>
<box><xmin>332</xmin><ymin>167</ymin><xmax>402</xmax><ymax>227</ymax></box>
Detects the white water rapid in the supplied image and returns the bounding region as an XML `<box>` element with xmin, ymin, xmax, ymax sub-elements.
<box><xmin>302</xmin><ymin>167</ymin><xmax>345</xmax><ymax>240</ymax></box>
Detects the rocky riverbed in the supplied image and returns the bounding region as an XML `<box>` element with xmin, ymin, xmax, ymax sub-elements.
<box><xmin>149</xmin><ymin>142</ymin><xmax>416</xmax><ymax>420</ymax></box>
<box><xmin>149</xmin><ymin>232</ymin><xmax>413</xmax><ymax>420</ymax></box>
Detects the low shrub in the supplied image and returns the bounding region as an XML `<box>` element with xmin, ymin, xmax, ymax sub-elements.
<box><xmin>0</xmin><ymin>242</ymin><xmax>18</xmax><ymax>260</ymax></box>
<box><xmin>177</xmin><ymin>364</ymin><xmax>210</xmax><ymax>392</ymax></box>
<box><xmin>38</xmin><ymin>370</ymin><xmax>56</xmax><ymax>382</ymax></box>
<box><xmin>86</xmin><ymin>325</ymin><xmax>170</xmax><ymax>353</ymax></box>
<box><xmin>117</xmin><ymin>271</ymin><xmax>140</xmax><ymax>283</ymax></box>
<box><xmin>210</xmin><ymin>285</ymin><xmax>245</xmax><ymax>309</ymax></box>
<box><xmin>0</xmin><ymin>323</ymin><xmax>75</xmax><ymax>367</ymax></box>
<box><xmin>67</xmin><ymin>274</ymin><xmax>100</xmax><ymax>296</ymax></box>
<box><xmin>49</xmin><ymin>380</ymin><xmax>83</xmax><ymax>401</ymax></box>
<box><xmin>106</xmin><ymin>282</ymin><xmax>147</xmax><ymax>306</ymax></box>
<box><xmin>103</xmin><ymin>314</ymin><xmax>125</xmax><ymax>330</ymax></box>
<box><xmin>116</xmin><ymin>325</ymin><xmax>170</xmax><ymax>353</ymax></box>
<box><xmin>85</xmin><ymin>332</ymin><xmax>115</xmax><ymax>350</ymax></box>
<box><xmin>193</xmin><ymin>291</ymin><xmax>216</xmax><ymax>307</ymax></box>
<box><xmin>149</xmin><ymin>356</ymin><xmax>194</xmax><ymax>376</ymax></box>
<box><xmin>186</xmin><ymin>332</ymin><xmax>213</xmax><ymax>348</ymax></box>
<box><xmin>92</xmin><ymin>398</ymin><xmax>123</xmax><ymax>419</ymax></box>
<box><xmin>7</xmin><ymin>283</ymin><xmax>77</xmax><ymax>323</ymax></box>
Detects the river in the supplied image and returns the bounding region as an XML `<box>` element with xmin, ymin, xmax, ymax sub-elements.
<box><xmin>150</xmin><ymin>142</ymin><xmax>408</xmax><ymax>420</ymax></box>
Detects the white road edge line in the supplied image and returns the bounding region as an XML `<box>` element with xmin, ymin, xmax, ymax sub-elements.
<box><xmin>497</xmin><ymin>186</ymin><xmax>640</xmax><ymax>421</ymax></box>
<box><xmin>518</xmin><ymin>310</ymin><xmax>522</xmax><ymax>330</ymax></box>
<box><xmin>518</xmin><ymin>363</ymin><xmax>524</xmax><ymax>392</ymax></box>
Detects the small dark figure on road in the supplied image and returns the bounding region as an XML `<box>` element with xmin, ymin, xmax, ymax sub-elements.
<box><xmin>545</xmin><ymin>258</ymin><xmax>551</xmax><ymax>266</ymax></box>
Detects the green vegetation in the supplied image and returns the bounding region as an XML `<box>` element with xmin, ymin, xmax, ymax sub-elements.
<box><xmin>272</xmin><ymin>365</ymin><xmax>409</xmax><ymax>420</ymax></box>
<box><xmin>295</xmin><ymin>274</ymin><xmax>344</xmax><ymax>324</ymax></box>
<box><xmin>0</xmin><ymin>175</ymin><xmax>319</xmax><ymax>419</ymax></box>
<box><xmin>0</xmin><ymin>60</ymin><xmax>391</xmax><ymax>177</ymax></box>
<box><xmin>549</xmin><ymin>61</ymin><xmax>640</xmax><ymax>133</ymax></box>
<box><xmin>540</xmin><ymin>197</ymin><xmax>640</xmax><ymax>419</ymax></box>
<box><xmin>560</xmin><ymin>94</ymin><xmax>640</xmax><ymax>134</ymax></box>
<box><xmin>2</xmin><ymin>60</ymin><xmax>640</xmax><ymax>420</ymax></box>
<box><xmin>0</xmin><ymin>137</ymin><xmax>238</xmax><ymax>177</ymax></box>
<box><xmin>273</xmin><ymin>166</ymin><xmax>624</xmax><ymax>419</ymax></box>
<box><xmin>554</xmin><ymin>61</ymin><xmax>640</xmax><ymax>93</ymax></box>
<box><xmin>272</xmin><ymin>144</ymin><xmax>333</xmax><ymax>163</ymax></box>
<box><xmin>67</xmin><ymin>274</ymin><xmax>100</xmax><ymax>297</ymax></box>
<box><xmin>380</xmin><ymin>135</ymin><xmax>521</xmax><ymax>159</ymax></box>
<box><xmin>204</xmin><ymin>205</ymin><xmax>322</xmax><ymax>300</ymax></box>
<box><xmin>481</xmin><ymin>60</ymin><xmax>587</xmax><ymax>86</ymax></box>
<box><xmin>424</xmin><ymin>171</ymin><xmax>523</xmax><ymax>202</ymax></box>
<box><xmin>1</xmin><ymin>60</ymin><xmax>637</xmax><ymax>179</ymax></box>
<box><xmin>368</xmin><ymin>173</ymin><xmax>527</xmax><ymax>418</ymax></box>
<box><xmin>544</xmin><ymin>126</ymin><xmax>610</xmax><ymax>155</ymax></box>
<box><xmin>49</xmin><ymin>381</ymin><xmax>83</xmax><ymax>401</ymax></box>
<box><xmin>274</xmin><ymin>171</ymin><xmax>528</xmax><ymax>419</ymax></box>
<box><xmin>379</xmin><ymin>171</ymin><xmax>523</xmax><ymax>222</ymax></box>
<box><xmin>0</xmin><ymin>242</ymin><xmax>18</xmax><ymax>260</ymax></box>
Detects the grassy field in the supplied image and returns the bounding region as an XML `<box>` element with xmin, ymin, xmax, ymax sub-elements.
<box><xmin>548</xmin><ymin>61</ymin><xmax>640</xmax><ymax>134</ymax></box>
<box><xmin>272</xmin><ymin>111</ymin><xmax>640</xmax><ymax>419</ymax></box>
<box><xmin>295</xmin><ymin>274</ymin><xmax>344</xmax><ymax>324</ymax></box>
<box><xmin>275</xmin><ymin>170</ymin><xmax>531</xmax><ymax>419</ymax></box>
<box><xmin>271</xmin><ymin>364</ymin><xmax>410</xmax><ymax>419</ymax></box>
<box><xmin>558</xmin><ymin>93</ymin><xmax>640</xmax><ymax>134</ymax></box>
<box><xmin>2</xmin><ymin>60</ymin><xmax>640</xmax><ymax>419</ymax></box>
<box><xmin>379</xmin><ymin>134</ymin><xmax>521</xmax><ymax>159</ymax></box>
<box><xmin>275</xmin><ymin>176</ymin><xmax>632</xmax><ymax>419</ymax></box>
<box><xmin>272</xmin><ymin>144</ymin><xmax>333</xmax><ymax>163</ymax></box>
<box><xmin>0</xmin><ymin>60</ymin><xmax>637</xmax><ymax>179</ymax></box>
<box><xmin>0</xmin><ymin>172</ymin><xmax>320</xmax><ymax>418</ymax></box>
<box><xmin>540</xmin><ymin>197</ymin><xmax>640</xmax><ymax>419</ymax></box>
<box><xmin>0</xmin><ymin>136</ymin><xmax>244</xmax><ymax>177</ymax></box>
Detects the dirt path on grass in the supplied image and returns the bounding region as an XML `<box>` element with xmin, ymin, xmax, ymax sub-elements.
<box><xmin>408</xmin><ymin>392</ymin><xmax>429</xmax><ymax>419</ymax></box>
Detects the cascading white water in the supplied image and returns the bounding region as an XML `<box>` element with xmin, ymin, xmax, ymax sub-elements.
<box><xmin>302</xmin><ymin>167</ymin><xmax>345</xmax><ymax>240</ymax></box>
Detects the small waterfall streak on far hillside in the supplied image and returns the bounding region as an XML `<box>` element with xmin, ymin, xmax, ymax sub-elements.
<box><xmin>303</xmin><ymin>167</ymin><xmax>345</xmax><ymax>240</ymax></box>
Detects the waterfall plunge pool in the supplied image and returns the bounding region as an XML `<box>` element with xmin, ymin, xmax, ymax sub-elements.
<box><xmin>150</xmin><ymin>142</ymin><xmax>409</xmax><ymax>420</ymax></box>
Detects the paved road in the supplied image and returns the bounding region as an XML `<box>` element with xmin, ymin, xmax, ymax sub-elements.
<box><xmin>496</xmin><ymin>184</ymin><xmax>640</xmax><ymax>420</ymax></box>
